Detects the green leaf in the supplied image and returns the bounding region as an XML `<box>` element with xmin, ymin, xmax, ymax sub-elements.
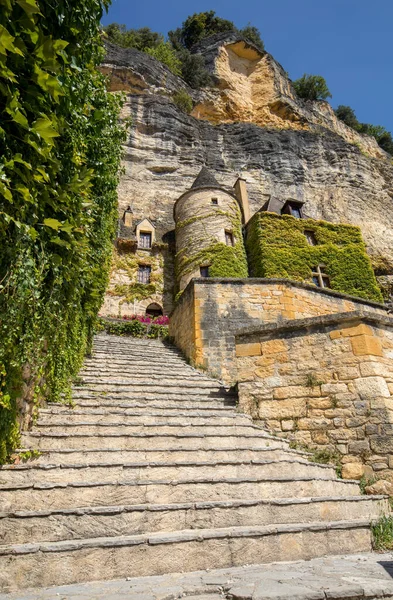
<box><xmin>50</xmin><ymin>236</ymin><xmax>70</xmax><ymax>248</ymax></box>
<box><xmin>34</xmin><ymin>65</ymin><xmax>64</xmax><ymax>101</ymax></box>
<box><xmin>43</xmin><ymin>218</ymin><xmax>62</xmax><ymax>230</ymax></box>
<box><xmin>15</xmin><ymin>184</ymin><xmax>32</xmax><ymax>202</ymax></box>
<box><xmin>32</xmin><ymin>117</ymin><xmax>60</xmax><ymax>143</ymax></box>
<box><xmin>0</xmin><ymin>25</ymin><xmax>24</xmax><ymax>56</ymax></box>
<box><xmin>0</xmin><ymin>181</ymin><xmax>12</xmax><ymax>202</ymax></box>
<box><xmin>15</xmin><ymin>0</ymin><xmax>41</xmax><ymax>17</ymax></box>
<box><xmin>13</xmin><ymin>154</ymin><xmax>32</xmax><ymax>169</ymax></box>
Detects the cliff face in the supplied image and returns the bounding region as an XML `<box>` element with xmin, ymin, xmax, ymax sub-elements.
<box><xmin>101</xmin><ymin>37</ymin><xmax>393</xmax><ymax>314</ymax></box>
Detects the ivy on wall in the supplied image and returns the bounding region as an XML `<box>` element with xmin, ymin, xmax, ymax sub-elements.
<box><xmin>246</xmin><ymin>212</ymin><xmax>383</xmax><ymax>303</ymax></box>
<box><xmin>0</xmin><ymin>0</ymin><xmax>125</xmax><ymax>463</ymax></box>
<box><xmin>175</xmin><ymin>206</ymin><xmax>249</xmax><ymax>286</ymax></box>
<box><xmin>108</xmin><ymin>248</ymin><xmax>165</xmax><ymax>306</ymax></box>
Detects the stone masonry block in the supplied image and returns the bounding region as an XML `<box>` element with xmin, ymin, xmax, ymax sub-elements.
<box><xmin>354</xmin><ymin>376</ymin><xmax>390</xmax><ymax>400</ymax></box>
<box><xmin>351</xmin><ymin>335</ymin><xmax>383</xmax><ymax>357</ymax></box>
<box><xmin>273</xmin><ymin>385</ymin><xmax>321</xmax><ymax>399</ymax></box>
<box><xmin>236</xmin><ymin>343</ymin><xmax>262</xmax><ymax>357</ymax></box>
<box><xmin>261</xmin><ymin>339</ymin><xmax>288</xmax><ymax>355</ymax></box>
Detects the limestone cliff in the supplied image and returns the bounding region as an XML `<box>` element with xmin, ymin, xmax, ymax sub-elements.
<box><xmin>101</xmin><ymin>36</ymin><xmax>393</xmax><ymax>314</ymax></box>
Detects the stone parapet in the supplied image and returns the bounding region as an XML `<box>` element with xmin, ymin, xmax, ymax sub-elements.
<box><xmin>235</xmin><ymin>310</ymin><xmax>393</xmax><ymax>480</ymax></box>
<box><xmin>169</xmin><ymin>279</ymin><xmax>386</xmax><ymax>382</ymax></box>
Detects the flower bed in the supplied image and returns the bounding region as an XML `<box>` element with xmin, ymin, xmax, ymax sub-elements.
<box><xmin>97</xmin><ymin>315</ymin><xmax>169</xmax><ymax>338</ymax></box>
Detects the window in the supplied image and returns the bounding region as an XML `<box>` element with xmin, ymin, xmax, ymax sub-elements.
<box><xmin>200</xmin><ymin>266</ymin><xmax>210</xmax><ymax>278</ymax></box>
<box><xmin>137</xmin><ymin>265</ymin><xmax>151</xmax><ymax>284</ymax></box>
<box><xmin>281</xmin><ymin>202</ymin><xmax>303</xmax><ymax>219</ymax></box>
<box><xmin>211</xmin><ymin>197</ymin><xmax>218</xmax><ymax>205</ymax></box>
<box><xmin>225</xmin><ymin>231</ymin><xmax>234</xmax><ymax>246</ymax></box>
<box><xmin>139</xmin><ymin>231</ymin><xmax>152</xmax><ymax>249</ymax></box>
<box><xmin>304</xmin><ymin>230</ymin><xmax>317</xmax><ymax>246</ymax></box>
<box><xmin>311</xmin><ymin>265</ymin><xmax>330</xmax><ymax>289</ymax></box>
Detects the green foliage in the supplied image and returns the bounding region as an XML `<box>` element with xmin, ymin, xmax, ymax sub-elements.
<box><xmin>305</xmin><ymin>373</ymin><xmax>323</xmax><ymax>388</ymax></box>
<box><xmin>238</xmin><ymin>24</ymin><xmax>265</xmax><ymax>51</ymax></box>
<box><xmin>169</xmin><ymin>11</ymin><xmax>235</xmax><ymax>50</ymax></box>
<box><xmin>113</xmin><ymin>282</ymin><xmax>157</xmax><ymax>303</ymax></box>
<box><xmin>172</xmin><ymin>90</ymin><xmax>193</xmax><ymax>113</ymax></box>
<box><xmin>335</xmin><ymin>105</ymin><xmax>393</xmax><ymax>156</ymax></box>
<box><xmin>372</xmin><ymin>515</ymin><xmax>393</xmax><ymax>550</ymax></box>
<box><xmin>176</xmin><ymin>49</ymin><xmax>213</xmax><ymax>89</ymax></box>
<box><xmin>175</xmin><ymin>205</ymin><xmax>248</xmax><ymax>284</ymax></box>
<box><xmin>0</xmin><ymin>0</ymin><xmax>125</xmax><ymax>463</ymax></box>
<box><xmin>145</xmin><ymin>42</ymin><xmax>182</xmax><ymax>76</ymax></box>
<box><xmin>335</xmin><ymin>105</ymin><xmax>360</xmax><ymax>129</ymax></box>
<box><xmin>98</xmin><ymin>318</ymin><xmax>168</xmax><ymax>339</ymax></box>
<box><xmin>103</xmin><ymin>24</ymin><xmax>163</xmax><ymax>50</ymax></box>
<box><xmin>293</xmin><ymin>74</ymin><xmax>332</xmax><ymax>101</ymax></box>
<box><xmin>246</xmin><ymin>212</ymin><xmax>383</xmax><ymax>303</ymax></box>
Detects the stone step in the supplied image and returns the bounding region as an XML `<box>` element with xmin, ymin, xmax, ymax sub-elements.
<box><xmin>0</xmin><ymin>475</ymin><xmax>361</xmax><ymax>512</ymax></box>
<box><xmin>0</xmin><ymin>496</ymin><xmax>386</xmax><ymax>545</ymax></box>
<box><xmin>83</xmin><ymin>358</ymin><xmax>192</xmax><ymax>369</ymax></box>
<box><xmin>31</xmin><ymin>422</ymin><xmax>261</xmax><ymax>437</ymax></box>
<box><xmin>0</xmin><ymin>520</ymin><xmax>373</xmax><ymax>593</ymax></box>
<box><xmin>37</xmin><ymin>413</ymin><xmax>251</xmax><ymax>426</ymax></box>
<box><xmin>69</xmin><ymin>392</ymin><xmax>237</xmax><ymax>405</ymax></box>
<box><xmin>72</xmin><ymin>381</ymin><xmax>226</xmax><ymax>391</ymax></box>
<box><xmin>0</xmin><ymin>458</ymin><xmax>337</xmax><ymax>486</ymax></box>
<box><xmin>16</xmin><ymin>445</ymin><xmax>310</xmax><ymax>465</ymax></box>
<box><xmin>20</xmin><ymin>432</ymin><xmax>288</xmax><ymax>451</ymax></box>
<box><xmin>80</xmin><ymin>364</ymin><xmax>203</xmax><ymax>374</ymax></box>
<box><xmin>40</xmin><ymin>406</ymin><xmax>243</xmax><ymax>419</ymax></box>
<box><xmin>49</xmin><ymin>399</ymin><xmax>237</xmax><ymax>411</ymax></box>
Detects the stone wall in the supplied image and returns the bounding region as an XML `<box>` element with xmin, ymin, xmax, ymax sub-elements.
<box><xmin>169</xmin><ymin>278</ymin><xmax>386</xmax><ymax>383</ymax></box>
<box><xmin>235</xmin><ymin>312</ymin><xmax>393</xmax><ymax>480</ymax></box>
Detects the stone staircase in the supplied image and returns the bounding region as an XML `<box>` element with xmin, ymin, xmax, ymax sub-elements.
<box><xmin>0</xmin><ymin>333</ymin><xmax>388</xmax><ymax>593</ymax></box>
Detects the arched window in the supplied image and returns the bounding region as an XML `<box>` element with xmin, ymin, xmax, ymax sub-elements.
<box><xmin>146</xmin><ymin>303</ymin><xmax>163</xmax><ymax>318</ymax></box>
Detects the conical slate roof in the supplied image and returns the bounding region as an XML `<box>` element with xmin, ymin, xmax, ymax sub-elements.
<box><xmin>191</xmin><ymin>167</ymin><xmax>222</xmax><ymax>190</ymax></box>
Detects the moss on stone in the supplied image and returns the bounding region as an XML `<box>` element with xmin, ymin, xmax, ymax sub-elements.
<box><xmin>246</xmin><ymin>212</ymin><xmax>383</xmax><ymax>303</ymax></box>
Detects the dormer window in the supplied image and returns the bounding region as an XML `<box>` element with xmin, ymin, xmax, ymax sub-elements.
<box><xmin>211</xmin><ymin>198</ymin><xmax>218</xmax><ymax>205</ymax></box>
<box><xmin>200</xmin><ymin>266</ymin><xmax>210</xmax><ymax>278</ymax></box>
<box><xmin>304</xmin><ymin>230</ymin><xmax>317</xmax><ymax>246</ymax></box>
<box><xmin>311</xmin><ymin>265</ymin><xmax>330</xmax><ymax>289</ymax></box>
<box><xmin>281</xmin><ymin>200</ymin><xmax>304</xmax><ymax>219</ymax></box>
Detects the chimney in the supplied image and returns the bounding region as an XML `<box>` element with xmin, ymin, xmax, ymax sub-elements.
<box><xmin>122</xmin><ymin>206</ymin><xmax>133</xmax><ymax>228</ymax></box>
<box><xmin>234</xmin><ymin>177</ymin><xmax>250</xmax><ymax>224</ymax></box>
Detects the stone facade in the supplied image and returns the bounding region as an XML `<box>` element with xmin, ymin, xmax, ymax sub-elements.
<box><xmin>169</xmin><ymin>278</ymin><xmax>386</xmax><ymax>383</ymax></box>
<box><xmin>100</xmin><ymin>245</ymin><xmax>174</xmax><ymax>317</ymax></box>
<box><xmin>235</xmin><ymin>312</ymin><xmax>393</xmax><ymax>480</ymax></box>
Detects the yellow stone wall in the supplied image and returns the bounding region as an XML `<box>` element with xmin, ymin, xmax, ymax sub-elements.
<box><xmin>170</xmin><ymin>279</ymin><xmax>385</xmax><ymax>383</ymax></box>
<box><xmin>236</xmin><ymin>315</ymin><xmax>393</xmax><ymax>480</ymax></box>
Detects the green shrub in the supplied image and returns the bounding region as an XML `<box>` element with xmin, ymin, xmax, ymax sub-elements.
<box><xmin>335</xmin><ymin>105</ymin><xmax>393</xmax><ymax>156</ymax></box>
<box><xmin>98</xmin><ymin>318</ymin><xmax>168</xmax><ymax>339</ymax></box>
<box><xmin>0</xmin><ymin>0</ymin><xmax>125</xmax><ymax>463</ymax></box>
<box><xmin>173</xmin><ymin>90</ymin><xmax>193</xmax><ymax>113</ymax></box>
<box><xmin>372</xmin><ymin>515</ymin><xmax>393</xmax><ymax>550</ymax></box>
<box><xmin>146</xmin><ymin>42</ymin><xmax>182</xmax><ymax>76</ymax></box>
<box><xmin>293</xmin><ymin>74</ymin><xmax>332</xmax><ymax>101</ymax></box>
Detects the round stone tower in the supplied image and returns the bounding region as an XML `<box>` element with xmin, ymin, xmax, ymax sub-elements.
<box><xmin>174</xmin><ymin>167</ymin><xmax>248</xmax><ymax>292</ymax></box>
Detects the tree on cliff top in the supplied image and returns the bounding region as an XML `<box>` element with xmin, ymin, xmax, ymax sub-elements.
<box><xmin>168</xmin><ymin>11</ymin><xmax>264</xmax><ymax>51</ymax></box>
<box><xmin>293</xmin><ymin>74</ymin><xmax>332</xmax><ymax>101</ymax></box>
<box><xmin>335</xmin><ymin>105</ymin><xmax>393</xmax><ymax>155</ymax></box>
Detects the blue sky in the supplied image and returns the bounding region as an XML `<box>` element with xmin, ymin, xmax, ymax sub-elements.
<box><xmin>102</xmin><ymin>0</ymin><xmax>393</xmax><ymax>133</ymax></box>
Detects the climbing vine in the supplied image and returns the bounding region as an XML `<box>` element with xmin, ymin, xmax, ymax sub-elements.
<box><xmin>108</xmin><ymin>248</ymin><xmax>165</xmax><ymax>306</ymax></box>
<box><xmin>246</xmin><ymin>212</ymin><xmax>383</xmax><ymax>303</ymax></box>
<box><xmin>0</xmin><ymin>0</ymin><xmax>125</xmax><ymax>463</ymax></box>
